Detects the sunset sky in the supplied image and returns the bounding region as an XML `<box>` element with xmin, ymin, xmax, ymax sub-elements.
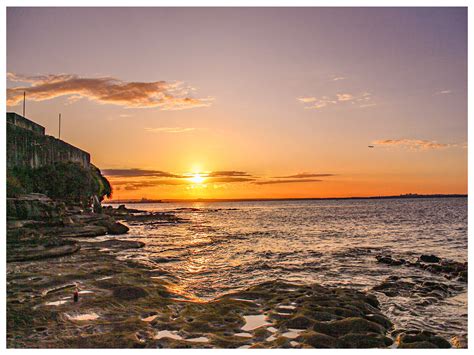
<box><xmin>6</xmin><ymin>7</ymin><xmax>467</xmax><ymax>200</ymax></box>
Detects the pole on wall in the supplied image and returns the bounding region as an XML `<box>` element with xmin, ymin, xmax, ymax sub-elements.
<box><xmin>59</xmin><ymin>113</ymin><xmax>61</xmax><ymax>139</ymax></box>
<box><xmin>22</xmin><ymin>92</ymin><xmax>26</xmax><ymax>117</ymax></box>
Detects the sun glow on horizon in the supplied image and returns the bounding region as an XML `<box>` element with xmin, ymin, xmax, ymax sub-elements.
<box><xmin>188</xmin><ymin>173</ymin><xmax>206</xmax><ymax>184</ymax></box>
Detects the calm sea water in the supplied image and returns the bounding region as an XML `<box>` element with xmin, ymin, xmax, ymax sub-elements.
<box><xmin>108</xmin><ymin>197</ymin><xmax>467</xmax><ymax>340</ymax></box>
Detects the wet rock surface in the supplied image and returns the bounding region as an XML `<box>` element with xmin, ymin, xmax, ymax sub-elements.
<box><xmin>6</xmin><ymin>204</ymin><xmax>462</xmax><ymax>348</ymax></box>
<box><xmin>7</xmin><ymin>242</ymin><xmax>452</xmax><ymax>348</ymax></box>
<box><xmin>375</xmin><ymin>254</ymin><xmax>467</xmax><ymax>282</ymax></box>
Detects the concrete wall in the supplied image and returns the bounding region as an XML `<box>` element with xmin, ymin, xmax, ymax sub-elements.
<box><xmin>7</xmin><ymin>114</ymin><xmax>90</xmax><ymax>169</ymax></box>
<box><xmin>7</xmin><ymin>113</ymin><xmax>46</xmax><ymax>135</ymax></box>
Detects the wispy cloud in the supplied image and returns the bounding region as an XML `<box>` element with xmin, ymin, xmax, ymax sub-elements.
<box><xmin>372</xmin><ymin>139</ymin><xmax>453</xmax><ymax>151</ymax></box>
<box><xmin>273</xmin><ymin>173</ymin><xmax>335</xmax><ymax>178</ymax></box>
<box><xmin>434</xmin><ymin>90</ymin><xmax>452</xmax><ymax>95</ymax></box>
<box><xmin>254</xmin><ymin>179</ymin><xmax>323</xmax><ymax>185</ymax></box>
<box><xmin>145</xmin><ymin>127</ymin><xmax>196</xmax><ymax>133</ymax></box>
<box><xmin>102</xmin><ymin>169</ymin><xmax>184</xmax><ymax>178</ymax></box>
<box><xmin>105</xmin><ymin>168</ymin><xmax>335</xmax><ymax>190</ymax></box>
<box><xmin>297</xmin><ymin>92</ymin><xmax>374</xmax><ymax>110</ymax></box>
<box><xmin>207</xmin><ymin>171</ymin><xmax>253</xmax><ymax>177</ymax></box>
<box><xmin>332</xmin><ymin>76</ymin><xmax>346</xmax><ymax>81</ymax></box>
<box><xmin>7</xmin><ymin>73</ymin><xmax>214</xmax><ymax>110</ymax></box>
<box><xmin>208</xmin><ymin>177</ymin><xmax>256</xmax><ymax>183</ymax></box>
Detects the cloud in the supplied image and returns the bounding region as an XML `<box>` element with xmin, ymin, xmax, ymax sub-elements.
<box><xmin>102</xmin><ymin>169</ymin><xmax>184</xmax><ymax>178</ymax></box>
<box><xmin>297</xmin><ymin>97</ymin><xmax>318</xmax><ymax>103</ymax></box>
<box><xmin>7</xmin><ymin>72</ymin><xmax>213</xmax><ymax>110</ymax></box>
<box><xmin>336</xmin><ymin>93</ymin><xmax>354</xmax><ymax>101</ymax></box>
<box><xmin>112</xmin><ymin>179</ymin><xmax>190</xmax><ymax>190</ymax></box>
<box><xmin>254</xmin><ymin>179</ymin><xmax>323</xmax><ymax>185</ymax></box>
<box><xmin>109</xmin><ymin>176</ymin><xmax>255</xmax><ymax>190</ymax></box>
<box><xmin>372</xmin><ymin>139</ymin><xmax>453</xmax><ymax>150</ymax></box>
<box><xmin>297</xmin><ymin>92</ymin><xmax>375</xmax><ymax>110</ymax></box>
<box><xmin>332</xmin><ymin>76</ymin><xmax>346</xmax><ymax>81</ymax></box>
<box><xmin>145</xmin><ymin>127</ymin><xmax>196</xmax><ymax>133</ymax></box>
<box><xmin>273</xmin><ymin>173</ymin><xmax>335</xmax><ymax>178</ymax></box>
<box><xmin>207</xmin><ymin>177</ymin><xmax>256</xmax><ymax>183</ymax></box>
<box><xmin>435</xmin><ymin>90</ymin><xmax>452</xmax><ymax>95</ymax></box>
<box><xmin>207</xmin><ymin>171</ymin><xmax>252</xmax><ymax>177</ymax></box>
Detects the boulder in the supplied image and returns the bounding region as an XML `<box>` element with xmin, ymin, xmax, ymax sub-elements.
<box><xmin>313</xmin><ymin>317</ymin><xmax>384</xmax><ymax>337</ymax></box>
<box><xmin>339</xmin><ymin>332</ymin><xmax>393</xmax><ymax>348</ymax></box>
<box><xmin>112</xmin><ymin>286</ymin><xmax>149</xmax><ymax>300</ymax></box>
<box><xmin>419</xmin><ymin>254</ymin><xmax>441</xmax><ymax>263</ymax></box>
<box><xmin>106</xmin><ymin>222</ymin><xmax>129</xmax><ymax>235</ymax></box>
<box><xmin>297</xmin><ymin>331</ymin><xmax>342</xmax><ymax>348</ymax></box>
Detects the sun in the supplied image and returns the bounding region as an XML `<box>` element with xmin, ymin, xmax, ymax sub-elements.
<box><xmin>189</xmin><ymin>173</ymin><xmax>205</xmax><ymax>184</ymax></box>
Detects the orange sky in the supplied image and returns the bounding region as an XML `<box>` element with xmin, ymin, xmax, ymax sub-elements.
<box><xmin>6</xmin><ymin>8</ymin><xmax>467</xmax><ymax>200</ymax></box>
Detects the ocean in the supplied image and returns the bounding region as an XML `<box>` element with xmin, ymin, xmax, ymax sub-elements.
<box><xmin>108</xmin><ymin>197</ymin><xmax>467</xmax><ymax>341</ymax></box>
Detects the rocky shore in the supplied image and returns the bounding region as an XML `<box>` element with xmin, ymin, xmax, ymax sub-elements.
<box><xmin>6</xmin><ymin>196</ymin><xmax>464</xmax><ymax>348</ymax></box>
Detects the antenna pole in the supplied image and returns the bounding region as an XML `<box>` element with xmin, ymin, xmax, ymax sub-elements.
<box><xmin>22</xmin><ymin>92</ymin><xmax>26</xmax><ymax>117</ymax></box>
<box><xmin>59</xmin><ymin>113</ymin><xmax>61</xmax><ymax>139</ymax></box>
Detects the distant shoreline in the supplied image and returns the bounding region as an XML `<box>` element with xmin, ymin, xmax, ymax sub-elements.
<box><xmin>106</xmin><ymin>193</ymin><xmax>467</xmax><ymax>204</ymax></box>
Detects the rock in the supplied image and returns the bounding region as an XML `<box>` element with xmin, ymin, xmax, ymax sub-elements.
<box><xmin>112</xmin><ymin>286</ymin><xmax>149</xmax><ymax>300</ymax></box>
<box><xmin>398</xmin><ymin>341</ymin><xmax>438</xmax><ymax>348</ymax></box>
<box><xmin>8</xmin><ymin>243</ymin><xmax>80</xmax><ymax>262</ymax></box>
<box><xmin>375</xmin><ymin>255</ymin><xmax>404</xmax><ymax>266</ymax></box>
<box><xmin>313</xmin><ymin>317</ymin><xmax>384</xmax><ymax>337</ymax></box>
<box><xmin>7</xmin><ymin>194</ymin><xmax>63</xmax><ymax>221</ymax></box>
<box><xmin>297</xmin><ymin>331</ymin><xmax>342</xmax><ymax>348</ymax></box>
<box><xmin>419</xmin><ymin>254</ymin><xmax>441</xmax><ymax>263</ymax></box>
<box><xmin>339</xmin><ymin>332</ymin><xmax>393</xmax><ymax>348</ymax></box>
<box><xmin>58</xmin><ymin>225</ymin><xmax>108</xmax><ymax>238</ymax></box>
<box><xmin>286</xmin><ymin>316</ymin><xmax>314</xmax><ymax>329</ymax></box>
<box><xmin>373</xmin><ymin>276</ymin><xmax>455</xmax><ymax>300</ymax></box>
<box><xmin>376</xmin><ymin>254</ymin><xmax>467</xmax><ymax>282</ymax></box>
<box><xmin>365</xmin><ymin>314</ymin><xmax>393</xmax><ymax>330</ymax></box>
<box><xmin>397</xmin><ymin>330</ymin><xmax>451</xmax><ymax>349</ymax></box>
<box><xmin>106</xmin><ymin>222</ymin><xmax>129</xmax><ymax>235</ymax></box>
<box><xmin>93</xmin><ymin>239</ymin><xmax>144</xmax><ymax>250</ymax></box>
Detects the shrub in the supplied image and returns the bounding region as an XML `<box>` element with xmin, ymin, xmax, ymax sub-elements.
<box><xmin>7</xmin><ymin>162</ymin><xmax>112</xmax><ymax>204</ymax></box>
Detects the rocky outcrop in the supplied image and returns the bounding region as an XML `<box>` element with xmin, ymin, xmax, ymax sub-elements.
<box><xmin>7</xmin><ymin>193</ymin><xmax>64</xmax><ymax>221</ymax></box>
<box><xmin>375</xmin><ymin>254</ymin><xmax>467</xmax><ymax>282</ymax></box>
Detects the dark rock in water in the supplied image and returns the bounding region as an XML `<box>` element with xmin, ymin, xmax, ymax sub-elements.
<box><xmin>94</xmin><ymin>239</ymin><xmax>145</xmax><ymax>250</ymax></box>
<box><xmin>373</xmin><ymin>276</ymin><xmax>456</xmax><ymax>300</ymax></box>
<box><xmin>112</xmin><ymin>286</ymin><xmax>149</xmax><ymax>300</ymax></box>
<box><xmin>106</xmin><ymin>222</ymin><xmax>129</xmax><ymax>235</ymax></box>
<box><xmin>397</xmin><ymin>330</ymin><xmax>451</xmax><ymax>348</ymax></box>
<box><xmin>375</xmin><ymin>255</ymin><xmax>405</xmax><ymax>266</ymax></box>
<box><xmin>374</xmin><ymin>254</ymin><xmax>467</xmax><ymax>283</ymax></box>
<box><xmin>419</xmin><ymin>254</ymin><xmax>441</xmax><ymax>263</ymax></box>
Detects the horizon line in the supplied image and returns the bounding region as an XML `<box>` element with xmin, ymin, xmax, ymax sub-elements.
<box><xmin>105</xmin><ymin>193</ymin><xmax>468</xmax><ymax>204</ymax></box>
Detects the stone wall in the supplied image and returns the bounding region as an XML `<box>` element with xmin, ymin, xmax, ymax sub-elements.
<box><xmin>7</xmin><ymin>112</ymin><xmax>45</xmax><ymax>135</ymax></box>
<box><xmin>7</xmin><ymin>114</ymin><xmax>90</xmax><ymax>169</ymax></box>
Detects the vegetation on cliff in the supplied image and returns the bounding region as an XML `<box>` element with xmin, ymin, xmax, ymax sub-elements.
<box><xmin>7</xmin><ymin>162</ymin><xmax>112</xmax><ymax>204</ymax></box>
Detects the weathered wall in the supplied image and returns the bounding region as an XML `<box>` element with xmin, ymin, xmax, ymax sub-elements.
<box><xmin>7</xmin><ymin>113</ymin><xmax>45</xmax><ymax>135</ymax></box>
<box><xmin>7</xmin><ymin>121</ymin><xmax>90</xmax><ymax>169</ymax></box>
